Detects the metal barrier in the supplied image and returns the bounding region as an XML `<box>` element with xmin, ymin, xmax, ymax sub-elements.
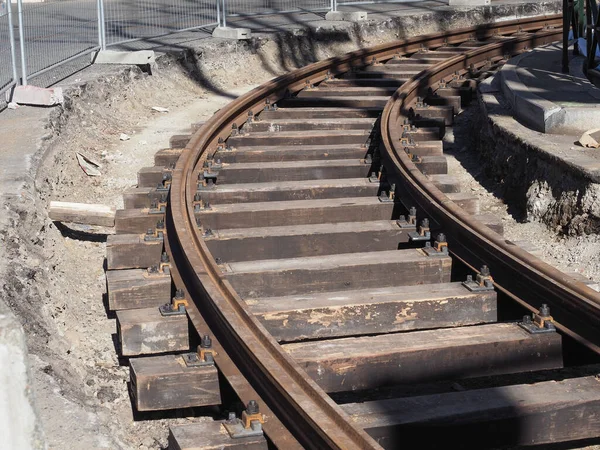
<box><xmin>0</xmin><ymin>1</ymin><xmax>17</xmax><ymax>98</ymax></box>
<box><xmin>2</xmin><ymin>0</ymin><xmax>409</xmax><ymax>97</ymax></box>
<box><xmin>16</xmin><ymin>0</ymin><xmax>100</xmax><ymax>84</ymax></box>
<box><xmin>103</xmin><ymin>0</ymin><xmax>219</xmax><ymax>47</ymax></box>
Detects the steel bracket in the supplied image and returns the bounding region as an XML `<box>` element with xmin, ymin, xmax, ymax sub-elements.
<box><xmin>408</xmin><ymin>230</ymin><xmax>430</xmax><ymax>241</ymax></box>
<box><xmin>422</xmin><ymin>242</ymin><xmax>448</xmax><ymax>257</ymax></box>
<box><xmin>223</xmin><ymin>418</ymin><xmax>264</xmax><ymax>439</ymax></box>
<box><xmin>462</xmin><ymin>278</ymin><xmax>494</xmax><ymax>292</ymax></box>
<box><xmin>159</xmin><ymin>303</ymin><xmax>186</xmax><ymax>316</ymax></box>
<box><xmin>183</xmin><ymin>351</ymin><xmax>215</xmax><ymax>367</ymax></box>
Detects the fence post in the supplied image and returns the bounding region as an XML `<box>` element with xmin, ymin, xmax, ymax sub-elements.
<box><xmin>17</xmin><ymin>0</ymin><xmax>26</xmax><ymax>85</ymax></box>
<box><xmin>331</xmin><ymin>0</ymin><xmax>337</xmax><ymax>12</ymax></box>
<box><xmin>7</xmin><ymin>0</ymin><xmax>18</xmax><ymax>83</ymax></box>
<box><xmin>222</xmin><ymin>0</ymin><xmax>227</xmax><ymax>28</ymax></box>
<box><xmin>98</xmin><ymin>0</ymin><xmax>106</xmax><ymax>50</ymax></box>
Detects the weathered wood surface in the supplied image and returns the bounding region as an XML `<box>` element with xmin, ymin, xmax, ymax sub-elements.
<box><xmin>259</xmin><ymin>106</ymin><xmax>381</xmax><ymax>120</ymax></box>
<box><xmin>106</xmin><ymin>233</ymin><xmax>163</xmax><ymax>270</ymax></box>
<box><xmin>106</xmin><ymin>269</ymin><xmax>171</xmax><ymax>310</ymax></box>
<box><xmin>199</xmin><ymin>179</ymin><xmax>378</xmax><ymax>205</ymax></box>
<box><xmin>197</xmin><ymin>197</ymin><xmax>395</xmax><ymax>230</ymax></box>
<box><xmin>473</xmin><ymin>213</ymin><xmax>504</xmax><ymax>236</ymax></box>
<box><xmin>168</xmin><ymin>422</ymin><xmax>267</xmax><ymax>450</ymax></box>
<box><xmin>446</xmin><ymin>192</ymin><xmax>480</xmax><ymax>215</ymax></box>
<box><xmin>412</xmin><ymin>105</ymin><xmax>454</xmax><ymax>125</ymax></box>
<box><xmin>130</xmin><ymin>354</ymin><xmax>220</xmax><ymax>411</ymax></box>
<box><xmin>297</xmin><ymin>86</ymin><xmax>397</xmax><ymax>97</ymax></box>
<box><xmin>123</xmin><ymin>187</ymin><xmax>166</xmax><ymax>209</ymax></box>
<box><xmin>48</xmin><ymin>201</ymin><xmax>115</xmax><ymax>227</ymax></box>
<box><xmin>169</xmin><ymin>134</ymin><xmax>191</xmax><ymax>148</ymax></box>
<box><xmin>217</xmin><ymin>159</ymin><xmax>370</xmax><ymax>184</ymax></box>
<box><xmin>115</xmin><ymin>208</ymin><xmax>164</xmax><ymax>234</ymax></box>
<box><xmin>341</xmin><ymin>376</ymin><xmax>600</xmax><ymax>448</ymax></box>
<box><xmin>284</xmin><ymin>323</ymin><xmax>562</xmax><ymax>392</ymax></box>
<box><xmin>249</xmin><ymin>117</ymin><xmax>376</xmax><ymax>132</ymax></box>
<box><xmin>228</xmin><ymin>129</ymin><xmax>371</xmax><ymax>147</ymax></box>
<box><xmin>217</xmin><ymin>144</ymin><xmax>369</xmax><ymax>163</ymax></box>
<box><xmin>428</xmin><ymin>174</ymin><xmax>461</xmax><ymax>193</ymax></box>
<box><xmin>226</xmin><ymin>249</ymin><xmax>452</xmax><ymax>298</ymax></box>
<box><xmin>278</xmin><ymin>96</ymin><xmax>389</xmax><ymax>109</ymax></box>
<box><xmin>155</xmin><ymin>148</ymin><xmax>183</xmax><ymax>167</ymax></box>
<box><xmin>248</xmin><ymin>282</ymin><xmax>496</xmax><ymax>341</ymax></box>
<box><xmin>138</xmin><ymin>166</ymin><xmax>168</xmax><ymax>188</ymax></box>
<box><xmin>206</xmin><ymin>220</ymin><xmax>413</xmax><ymax>262</ymax></box>
<box><xmin>416</xmin><ymin>156</ymin><xmax>447</xmax><ymax>175</ymax></box>
<box><xmin>117</xmin><ymin>306</ymin><xmax>189</xmax><ymax>356</ymax></box>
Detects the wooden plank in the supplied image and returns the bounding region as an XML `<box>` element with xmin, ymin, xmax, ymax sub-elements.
<box><xmin>447</xmin><ymin>192</ymin><xmax>480</xmax><ymax>215</ymax></box>
<box><xmin>297</xmin><ymin>86</ymin><xmax>397</xmax><ymax>97</ymax></box>
<box><xmin>122</xmin><ymin>187</ymin><xmax>166</xmax><ymax>209</ymax></box>
<box><xmin>206</xmin><ymin>220</ymin><xmax>413</xmax><ymax>262</ymax></box>
<box><xmin>155</xmin><ymin>148</ymin><xmax>183</xmax><ymax>167</ymax></box>
<box><xmin>278</xmin><ymin>96</ymin><xmax>389</xmax><ymax>108</ymax></box>
<box><xmin>106</xmin><ymin>233</ymin><xmax>163</xmax><ymax>269</ymax></box>
<box><xmin>249</xmin><ymin>117</ymin><xmax>376</xmax><ymax>132</ymax></box>
<box><xmin>341</xmin><ymin>376</ymin><xmax>600</xmax><ymax>448</ymax></box>
<box><xmin>225</xmin><ymin>249</ymin><xmax>452</xmax><ymax>298</ymax></box>
<box><xmin>402</xmin><ymin>140</ymin><xmax>443</xmax><ymax>156</ymax></box>
<box><xmin>416</xmin><ymin>156</ymin><xmax>447</xmax><ymax>175</ymax></box>
<box><xmin>170</xmin><ymin>134</ymin><xmax>191</xmax><ymax>148</ymax></box>
<box><xmin>412</xmin><ymin>105</ymin><xmax>454</xmax><ymax>125</ymax></box>
<box><xmin>106</xmin><ymin>269</ymin><xmax>171</xmax><ymax>310</ymax></box>
<box><xmin>169</xmin><ymin>422</ymin><xmax>267</xmax><ymax>450</ymax></box>
<box><xmin>473</xmin><ymin>213</ymin><xmax>504</xmax><ymax>236</ymax></box>
<box><xmin>218</xmin><ymin>159</ymin><xmax>370</xmax><ymax>184</ymax></box>
<box><xmin>258</xmin><ymin>106</ymin><xmax>381</xmax><ymax>120</ymax></box>
<box><xmin>115</xmin><ymin>208</ymin><xmax>164</xmax><ymax>234</ymax></box>
<box><xmin>403</xmin><ymin>126</ymin><xmax>442</xmax><ymax>141</ymax></box>
<box><xmin>216</xmin><ymin>144</ymin><xmax>369</xmax><ymax>163</ymax></box>
<box><xmin>138</xmin><ymin>166</ymin><xmax>168</xmax><ymax>188</ymax></box>
<box><xmin>248</xmin><ymin>282</ymin><xmax>496</xmax><ymax>341</ymax></box>
<box><xmin>197</xmin><ymin>197</ymin><xmax>395</xmax><ymax>230</ymax></box>
<box><xmin>284</xmin><ymin>323</ymin><xmax>562</xmax><ymax>393</ymax></box>
<box><xmin>117</xmin><ymin>306</ymin><xmax>189</xmax><ymax>356</ymax></box>
<box><xmin>227</xmin><ymin>129</ymin><xmax>371</xmax><ymax>147</ymax></box>
<box><xmin>428</xmin><ymin>174</ymin><xmax>461</xmax><ymax>193</ymax></box>
<box><xmin>48</xmin><ymin>201</ymin><xmax>115</xmax><ymax>227</ymax></box>
<box><xmin>322</xmin><ymin>78</ymin><xmax>404</xmax><ymax>88</ymax></box>
<box><xmin>198</xmin><ymin>178</ymin><xmax>378</xmax><ymax>205</ymax></box>
<box><xmin>130</xmin><ymin>354</ymin><xmax>220</xmax><ymax>411</ymax></box>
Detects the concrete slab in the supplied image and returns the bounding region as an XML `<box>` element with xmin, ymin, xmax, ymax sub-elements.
<box><xmin>449</xmin><ymin>0</ymin><xmax>490</xmax><ymax>5</ymax></box>
<box><xmin>0</xmin><ymin>300</ymin><xmax>45</xmax><ymax>449</ymax></box>
<box><xmin>325</xmin><ymin>10</ymin><xmax>368</xmax><ymax>21</ymax></box>
<box><xmin>499</xmin><ymin>43</ymin><xmax>600</xmax><ymax>134</ymax></box>
<box><xmin>9</xmin><ymin>86</ymin><xmax>64</xmax><ymax>107</ymax></box>
<box><xmin>212</xmin><ymin>27</ymin><xmax>251</xmax><ymax>40</ymax></box>
<box><xmin>92</xmin><ymin>50</ymin><xmax>156</xmax><ymax>66</ymax></box>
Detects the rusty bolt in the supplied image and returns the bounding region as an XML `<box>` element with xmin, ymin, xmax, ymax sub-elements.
<box><xmin>523</xmin><ymin>314</ymin><xmax>532</xmax><ymax>324</ymax></box>
<box><xmin>246</xmin><ymin>400</ymin><xmax>259</xmax><ymax>415</ymax></box>
<box><xmin>201</xmin><ymin>335</ymin><xmax>212</xmax><ymax>349</ymax></box>
<box><xmin>539</xmin><ymin>304</ymin><xmax>550</xmax><ymax>317</ymax></box>
<box><xmin>174</xmin><ymin>289</ymin><xmax>185</xmax><ymax>300</ymax></box>
<box><xmin>161</xmin><ymin>252</ymin><xmax>170</xmax><ymax>263</ymax></box>
<box><xmin>194</xmin><ymin>192</ymin><xmax>201</xmax><ymax>202</ymax></box>
<box><xmin>437</xmin><ymin>233</ymin><xmax>446</xmax><ymax>243</ymax></box>
<box><xmin>481</xmin><ymin>265</ymin><xmax>490</xmax><ymax>277</ymax></box>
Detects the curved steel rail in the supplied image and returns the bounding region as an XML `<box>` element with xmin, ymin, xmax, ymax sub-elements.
<box><xmin>169</xmin><ymin>14</ymin><xmax>568</xmax><ymax>449</ymax></box>
<box><xmin>380</xmin><ymin>27</ymin><xmax>600</xmax><ymax>353</ymax></box>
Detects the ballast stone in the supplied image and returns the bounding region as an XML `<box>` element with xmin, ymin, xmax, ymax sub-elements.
<box><xmin>0</xmin><ymin>300</ymin><xmax>45</xmax><ymax>449</ymax></box>
<box><xmin>325</xmin><ymin>11</ymin><xmax>368</xmax><ymax>21</ymax></box>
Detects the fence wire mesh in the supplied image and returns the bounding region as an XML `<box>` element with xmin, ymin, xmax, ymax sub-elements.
<box><xmin>103</xmin><ymin>0</ymin><xmax>218</xmax><ymax>46</ymax></box>
<box><xmin>18</xmin><ymin>0</ymin><xmax>99</xmax><ymax>82</ymax></box>
<box><xmin>0</xmin><ymin>2</ymin><xmax>17</xmax><ymax>97</ymax></box>
<box><xmin>224</xmin><ymin>0</ymin><xmax>330</xmax><ymax>17</ymax></box>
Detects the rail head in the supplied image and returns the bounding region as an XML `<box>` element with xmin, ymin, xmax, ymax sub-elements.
<box><xmin>380</xmin><ymin>26</ymin><xmax>600</xmax><ymax>353</ymax></box>
<box><xmin>169</xmin><ymin>14</ymin><xmax>567</xmax><ymax>449</ymax></box>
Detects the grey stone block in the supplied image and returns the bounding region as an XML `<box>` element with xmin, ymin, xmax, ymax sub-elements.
<box><xmin>449</xmin><ymin>0</ymin><xmax>490</xmax><ymax>5</ymax></box>
<box><xmin>92</xmin><ymin>50</ymin><xmax>156</xmax><ymax>66</ymax></box>
<box><xmin>9</xmin><ymin>85</ymin><xmax>63</xmax><ymax>107</ymax></box>
<box><xmin>212</xmin><ymin>27</ymin><xmax>251</xmax><ymax>40</ymax></box>
<box><xmin>325</xmin><ymin>11</ymin><xmax>368</xmax><ymax>22</ymax></box>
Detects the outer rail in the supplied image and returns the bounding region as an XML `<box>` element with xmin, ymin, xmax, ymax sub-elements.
<box><xmin>170</xmin><ymin>15</ymin><xmax>566</xmax><ymax>450</ymax></box>
<box><xmin>381</xmin><ymin>27</ymin><xmax>600</xmax><ymax>353</ymax></box>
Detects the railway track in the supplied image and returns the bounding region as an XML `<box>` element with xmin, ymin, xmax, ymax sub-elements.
<box><xmin>105</xmin><ymin>14</ymin><xmax>600</xmax><ymax>450</ymax></box>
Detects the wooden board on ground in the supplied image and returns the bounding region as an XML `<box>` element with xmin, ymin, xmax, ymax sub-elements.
<box><xmin>49</xmin><ymin>201</ymin><xmax>116</xmax><ymax>227</ymax></box>
<box><xmin>106</xmin><ymin>269</ymin><xmax>171</xmax><ymax>310</ymax></box>
<box><xmin>130</xmin><ymin>354</ymin><xmax>220</xmax><ymax>411</ymax></box>
<box><xmin>169</xmin><ymin>422</ymin><xmax>267</xmax><ymax>450</ymax></box>
<box><xmin>117</xmin><ymin>306</ymin><xmax>189</xmax><ymax>356</ymax></box>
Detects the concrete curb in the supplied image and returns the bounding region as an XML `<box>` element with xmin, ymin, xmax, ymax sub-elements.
<box><xmin>0</xmin><ymin>299</ymin><xmax>46</xmax><ymax>449</ymax></box>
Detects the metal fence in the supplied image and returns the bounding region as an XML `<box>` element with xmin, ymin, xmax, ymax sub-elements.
<box><xmin>1</xmin><ymin>0</ymin><xmax>406</xmax><ymax>98</ymax></box>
